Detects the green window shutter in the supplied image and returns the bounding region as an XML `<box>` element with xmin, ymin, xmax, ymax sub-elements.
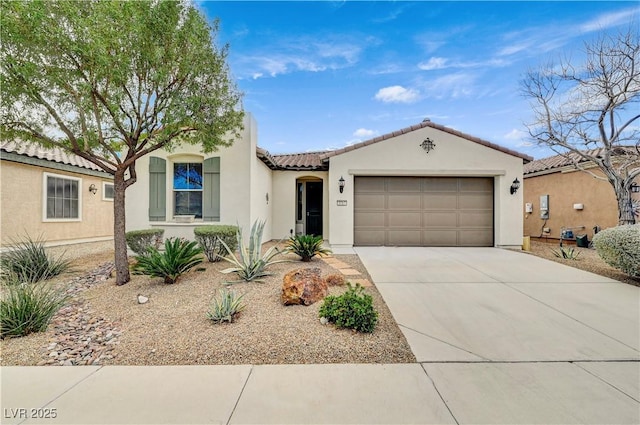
<box><xmin>149</xmin><ymin>157</ymin><xmax>166</xmax><ymax>221</ymax></box>
<box><xmin>203</xmin><ymin>157</ymin><xmax>220</xmax><ymax>221</ymax></box>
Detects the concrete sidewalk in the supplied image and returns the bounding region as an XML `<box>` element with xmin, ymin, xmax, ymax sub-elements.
<box><xmin>2</xmin><ymin>248</ymin><xmax>639</xmax><ymax>424</ymax></box>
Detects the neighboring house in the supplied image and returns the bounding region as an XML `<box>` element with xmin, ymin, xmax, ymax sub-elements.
<box><xmin>523</xmin><ymin>150</ymin><xmax>640</xmax><ymax>242</ymax></box>
<box><xmin>126</xmin><ymin>113</ymin><xmax>532</xmax><ymax>249</ymax></box>
<box><xmin>1</xmin><ymin>142</ymin><xmax>114</xmax><ymax>249</ymax></box>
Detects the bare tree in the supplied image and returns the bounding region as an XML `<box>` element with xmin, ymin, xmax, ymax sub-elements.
<box><xmin>522</xmin><ymin>28</ymin><xmax>639</xmax><ymax>225</ymax></box>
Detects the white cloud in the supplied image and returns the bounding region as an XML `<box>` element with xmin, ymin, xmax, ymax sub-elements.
<box><xmin>374</xmin><ymin>85</ymin><xmax>420</xmax><ymax>103</ymax></box>
<box><xmin>418</xmin><ymin>57</ymin><xmax>449</xmax><ymax>70</ymax></box>
<box><xmin>504</xmin><ymin>128</ymin><xmax>527</xmax><ymax>140</ymax></box>
<box><xmin>579</xmin><ymin>7</ymin><xmax>639</xmax><ymax>33</ymax></box>
<box><xmin>419</xmin><ymin>72</ymin><xmax>476</xmax><ymax>99</ymax></box>
<box><xmin>353</xmin><ymin>128</ymin><xmax>377</xmax><ymax>138</ymax></box>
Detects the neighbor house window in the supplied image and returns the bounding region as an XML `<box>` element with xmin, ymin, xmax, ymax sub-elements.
<box><xmin>103</xmin><ymin>182</ymin><xmax>114</xmax><ymax>201</ymax></box>
<box><xmin>43</xmin><ymin>173</ymin><xmax>81</xmax><ymax>221</ymax></box>
<box><xmin>173</xmin><ymin>163</ymin><xmax>202</xmax><ymax>218</ymax></box>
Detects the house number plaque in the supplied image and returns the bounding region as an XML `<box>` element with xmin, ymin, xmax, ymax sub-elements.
<box><xmin>337</xmin><ymin>200</ymin><xmax>347</xmax><ymax>206</ymax></box>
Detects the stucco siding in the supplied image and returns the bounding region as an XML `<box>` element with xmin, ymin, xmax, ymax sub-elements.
<box><xmin>523</xmin><ymin>168</ymin><xmax>639</xmax><ymax>240</ymax></box>
<box><xmin>327</xmin><ymin>126</ymin><xmax>524</xmax><ymax>247</ymax></box>
<box><xmin>1</xmin><ymin>160</ymin><xmax>113</xmax><ymax>246</ymax></box>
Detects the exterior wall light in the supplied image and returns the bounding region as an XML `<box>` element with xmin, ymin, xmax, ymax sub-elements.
<box><xmin>89</xmin><ymin>184</ymin><xmax>98</xmax><ymax>195</ymax></box>
<box><xmin>510</xmin><ymin>178</ymin><xmax>520</xmax><ymax>195</ymax></box>
<box><xmin>339</xmin><ymin>176</ymin><xmax>345</xmax><ymax>193</ymax></box>
<box><xmin>631</xmin><ymin>182</ymin><xmax>640</xmax><ymax>193</ymax></box>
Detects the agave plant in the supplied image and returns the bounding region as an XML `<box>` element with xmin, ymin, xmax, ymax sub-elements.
<box><xmin>133</xmin><ymin>238</ymin><xmax>203</xmax><ymax>284</ymax></box>
<box><xmin>551</xmin><ymin>246</ymin><xmax>581</xmax><ymax>260</ymax></box>
<box><xmin>286</xmin><ymin>234</ymin><xmax>332</xmax><ymax>262</ymax></box>
<box><xmin>207</xmin><ymin>288</ymin><xmax>245</xmax><ymax>323</ymax></box>
<box><xmin>218</xmin><ymin>220</ymin><xmax>287</xmax><ymax>282</ymax></box>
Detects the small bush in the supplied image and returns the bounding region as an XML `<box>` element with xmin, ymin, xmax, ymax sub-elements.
<box><xmin>194</xmin><ymin>225</ymin><xmax>239</xmax><ymax>262</ymax></box>
<box><xmin>593</xmin><ymin>224</ymin><xmax>640</xmax><ymax>278</ymax></box>
<box><xmin>207</xmin><ymin>289</ymin><xmax>245</xmax><ymax>323</ymax></box>
<box><xmin>0</xmin><ymin>234</ymin><xmax>71</xmax><ymax>284</ymax></box>
<box><xmin>219</xmin><ymin>220</ymin><xmax>287</xmax><ymax>282</ymax></box>
<box><xmin>0</xmin><ymin>283</ymin><xmax>68</xmax><ymax>338</ymax></box>
<box><xmin>286</xmin><ymin>234</ymin><xmax>332</xmax><ymax>262</ymax></box>
<box><xmin>319</xmin><ymin>283</ymin><xmax>378</xmax><ymax>333</ymax></box>
<box><xmin>133</xmin><ymin>238</ymin><xmax>203</xmax><ymax>284</ymax></box>
<box><xmin>125</xmin><ymin>229</ymin><xmax>164</xmax><ymax>255</ymax></box>
<box><xmin>551</xmin><ymin>246</ymin><xmax>581</xmax><ymax>260</ymax></box>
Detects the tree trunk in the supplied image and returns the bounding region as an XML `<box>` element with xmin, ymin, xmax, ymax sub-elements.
<box><xmin>113</xmin><ymin>171</ymin><xmax>131</xmax><ymax>285</ymax></box>
<box><xmin>613</xmin><ymin>180</ymin><xmax>636</xmax><ymax>225</ymax></box>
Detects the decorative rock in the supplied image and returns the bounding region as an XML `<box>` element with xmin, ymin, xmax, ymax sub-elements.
<box><xmin>324</xmin><ymin>273</ymin><xmax>346</xmax><ymax>286</ymax></box>
<box><xmin>281</xmin><ymin>268</ymin><xmax>327</xmax><ymax>306</ymax></box>
<box><xmin>137</xmin><ymin>294</ymin><xmax>149</xmax><ymax>304</ymax></box>
<box><xmin>320</xmin><ymin>317</ymin><xmax>329</xmax><ymax>325</ymax></box>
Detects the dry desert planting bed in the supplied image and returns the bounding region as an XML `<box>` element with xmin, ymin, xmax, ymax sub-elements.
<box><xmin>0</xmin><ymin>246</ymin><xmax>416</xmax><ymax>366</ymax></box>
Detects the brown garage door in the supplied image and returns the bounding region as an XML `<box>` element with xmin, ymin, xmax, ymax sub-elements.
<box><xmin>354</xmin><ymin>177</ymin><xmax>494</xmax><ymax>246</ymax></box>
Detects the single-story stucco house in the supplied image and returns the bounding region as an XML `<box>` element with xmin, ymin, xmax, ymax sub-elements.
<box><xmin>523</xmin><ymin>150</ymin><xmax>640</xmax><ymax>242</ymax></box>
<box><xmin>0</xmin><ymin>142</ymin><xmax>114</xmax><ymax>249</ymax></box>
<box><xmin>126</xmin><ymin>113</ymin><xmax>532</xmax><ymax>249</ymax></box>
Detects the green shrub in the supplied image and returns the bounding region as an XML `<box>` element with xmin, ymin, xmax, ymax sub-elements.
<box><xmin>551</xmin><ymin>246</ymin><xmax>581</xmax><ymax>260</ymax></box>
<box><xmin>593</xmin><ymin>224</ymin><xmax>640</xmax><ymax>278</ymax></box>
<box><xmin>125</xmin><ymin>229</ymin><xmax>164</xmax><ymax>255</ymax></box>
<box><xmin>0</xmin><ymin>283</ymin><xmax>68</xmax><ymax>338</ymax></box>
<box><xmin>207</xmin><ymin>288</ymin><xmax>245</xmax><ymax>323</ymax></box>
<box><xmin>219</xmin><ymin>220</ymin><xmax>287</xmax><ymax>282</ymax></box>
<box><xmin>0</xmin><ymin>234</ymin><xmax>71</xmax><ymax>284</ymax></box>
<box><xmin>194</xmin><ymin>225</ymin><xmax>239</xmax><ymax>262</ymax></box>
<box><xmin>319</xmin><ymin>283</ymin><xmax>378</xmax><ymax>333</ymax></box>
<box><xmin>133</xmin><ymin>238</ymin><xmax>203</xmax><ymax>284</ymax></box>
<box><xmin>286</xmin><ymin>234</ymin><xmax>332</xmax><ymax>262</ymax></box>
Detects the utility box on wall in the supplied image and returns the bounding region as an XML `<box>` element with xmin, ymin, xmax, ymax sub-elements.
<box><xmin>540</xmin><ymin>195</ymin><xmax>549</xmax><ymax>219</ymax></box>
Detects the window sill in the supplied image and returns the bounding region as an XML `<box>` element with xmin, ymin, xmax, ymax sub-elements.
<box><xmin>150</xmin><ymin>220</ymin><xmax>219</xmax><ymax>227</ymax></box>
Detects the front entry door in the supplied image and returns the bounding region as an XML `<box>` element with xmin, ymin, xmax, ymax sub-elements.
<box><xmin>305</xmin><ymin>181</ymin><xmax>323</xmax><ymax>236</ymax></box>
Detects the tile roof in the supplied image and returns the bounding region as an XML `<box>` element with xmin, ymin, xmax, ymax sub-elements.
<box><xmin>318</xmin><ymin>119</ymin><xmax>533</xmax><ymax>162</ymax></box>
<box><xmin>524</xmin><ymin>147</ymin><xmax>637</xmax><ymax>175</ymax></box>
<box><xmin>257</xmin><ymin>147</ymin><xmax>327</xmax><ymax>170</ymax></box>
<box><xmin>1</xmin><ymin>141</ymin><xmax>105</xmax><ymax>172</ymax></box>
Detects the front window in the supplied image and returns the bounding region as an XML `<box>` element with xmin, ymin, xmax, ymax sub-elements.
<box><xmin>103</xmin><ymin>182</ymin><xmax>114</xmax><ymax>201</ymax></box>
<box><xmin>44</xmin><ymin>173</ymin><xmax>80</xmax><ymax>220</ymax></box>
<box><xmin>173</xmin><ymin>163</ymin><xmax>202</xmax><ymax>218</ymax></box>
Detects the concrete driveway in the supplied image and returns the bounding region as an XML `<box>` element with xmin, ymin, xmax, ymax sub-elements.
<box><xmin>356</xmin><ymin>246</ymin><xmax>640</xmax><ymax>424</ymax></box>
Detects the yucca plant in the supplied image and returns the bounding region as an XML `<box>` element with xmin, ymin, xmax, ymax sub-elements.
<box><xmin>218</xmin><ymin>220</ymin><xmax>287</xmax><ymax>282</ymax></box>
<box><xmin>0</xmin><ymin>234</ymin><xmax>71</xmax><ymax>284</ymax></box>
<box><xmin>286</xmin><ymin>234</ymin><xmax>332</xmax><ymax>262</ymax></box>
<box><xmin>551</xmin><ymin>246</ymin><xmax>581</xmax><ymax>260</ymax></box>
<box><xmin>1</xmin><ymin>282</ymin><xmax>68</xmax><ymax>338</ymax></box>
<box><xmin>207</xmin><ymin>288</ymin><xmax>245</xmax><ymax>323</ymax></box>
<box><xmin>133</xmin><ymin>238</ymin><xmax>203</xmax><ymax>284</ymax></box>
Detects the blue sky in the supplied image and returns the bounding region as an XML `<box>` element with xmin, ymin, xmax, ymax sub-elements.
<box><xmin>199</xmin><ymin>1</ymin><xmax>638</xmax><ymax>160</ymax></box>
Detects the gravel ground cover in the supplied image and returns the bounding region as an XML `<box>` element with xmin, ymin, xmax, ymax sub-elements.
<box><xmin>525</xmin><ymin>239</ymin><xmax>639</xmax><ymax>287</ymax></box>
<box><xmin>0</xmin><ymin>246</ymin><xmax>415</xmax><ymax>366</ymax></box>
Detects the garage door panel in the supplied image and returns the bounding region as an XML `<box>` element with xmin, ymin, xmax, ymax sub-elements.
<box><xmin>423</xmin><ymin>177</ymin><xmax>458</xmax><ymax>191</ymax></box>
<box><xmin>423</xmin><ymin>193</ymin><xmax>457</xmax><ymax>209</ymax></box>
<box><xmin>387</xmin><ymin>177</ymin><xmax>422</xmax><ymax>192</ymax></box>
<box><xmin>388</xmin><ymin>194</ymin><xmax>421</xmax><ymax>210</ymax></box>
<box><xmin>387</xmin><ymin>212</ymin><xmax>421</xmax><ymax>227</ymax></box>
<box><xmin>354</xmin><ymin>212</ymin><xmax>385</xmax><ymax>227</ymax></box>
<box><xmin>459</xmin><ymin>193</ymin><xmax>493</xmax><ymax>209</ymax></box>
<box><xmin>355</xmin><ymin>193</ymin><xmax>385</xmax><ymax>209</ymax></box>
<box><xmin>423</xmin><ymin>230</ymin><xmax>458</xmax><ymax>246</ymax></box>
<box><xmin>388</xmin><ymin>230</ymin><xmax>422</xmax><ymax>246</ymax></box>
<box><xmin>355</xmin><ymin>230</ymin><xmax>385</xmax><ymax>246</ymax></box>
<box><xmin>354</xmin><ymin>177</ymin><xmax>493</xmax><ymax>247</ymax></box>
<box><xmin>355</xmin><ymin>177</ymin><xmax>386</xmax><ymax>192</ymax></box>
<box><xmin>459</xmin><ymin>211</ymin><xmax>493</xmax><ymax>227</ymax></box>
<box><xmin>459</xmin><ymin>178</ymin><xmax>493</xmax><ymax>192</ymax></box>
<box><xmin>423</xmin><ymin>212</ymin><xmax>458</xmax><ymax>227</ymax></box>
<box><xmin>459</xmin><ymin>230</ymin><xmax>493</xmax><ymax>246</ymax></box>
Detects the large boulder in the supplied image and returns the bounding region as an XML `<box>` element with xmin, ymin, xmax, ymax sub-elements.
<box><xmin>281</xmin><ymin>267</ymin><xmax>328</xmax><ymax>306</ymax></box>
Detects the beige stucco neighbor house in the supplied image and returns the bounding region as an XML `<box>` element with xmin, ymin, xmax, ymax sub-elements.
<box><xmin>125</xmin><ymin>113</ymin><xmax>532</xmax><ymax>249</ymax></box>
<box><xmin>523</xmin><ymin>151</ymin><xmax>640</xmax><ymax>242</ymax></box>
<box><xmin>1</xmin><ymin>142</ymin><xmax>114</xmax><ymax>249</ymax></box>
